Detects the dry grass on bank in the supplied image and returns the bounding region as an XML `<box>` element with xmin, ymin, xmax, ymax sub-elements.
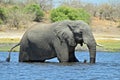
<box><xmin>0</xmin><ymin>38</ymin><xmax>20</xmax><ymax>43</ymax></box>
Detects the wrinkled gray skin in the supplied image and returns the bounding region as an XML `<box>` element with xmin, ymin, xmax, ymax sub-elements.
<box><xmin>6</xmin><ymin>20</ymin><xmax>96</xmax><ymax>63</ymax></box>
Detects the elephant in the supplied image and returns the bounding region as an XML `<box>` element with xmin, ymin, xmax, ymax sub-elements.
<box><xmin>6</xmin><ymin>20</ymin><xmax>96</xmax><ymax>63</ymax></box>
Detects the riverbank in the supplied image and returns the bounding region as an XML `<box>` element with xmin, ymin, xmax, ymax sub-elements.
<box><xmin>0</xmin><ymin>38</ymin><xmax>19</xmax><ymax>51</ymax></box>
<box><xmin>0</xmin><ymin>37</ymin><xmax>120</xmax><ymax>52</ymax></box>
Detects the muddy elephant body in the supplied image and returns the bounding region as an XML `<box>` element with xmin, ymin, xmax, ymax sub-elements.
<box><xmin>7</xmin><ymin>20</ymin><xmax>96</xmax><ymax>63</ymax></box>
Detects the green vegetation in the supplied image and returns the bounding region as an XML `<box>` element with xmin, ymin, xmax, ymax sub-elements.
<box><xmin>50</xmin><ymin>6</ymin><xmax>90</xmax><ymax>23</ymax></box>
<box><xmin>24</xmin><ymin>4</ymin><xmax>44</xmax><ymax>22</ymax></box>
<box><xmin>0</xmin><ymin>7</ymin><xmax>7</xmax><ymax>24</ymax></box>
<box><xmin>97</xmin><ymin>40</ymin><xmax>120</xmax><ymax>52</ymax></box>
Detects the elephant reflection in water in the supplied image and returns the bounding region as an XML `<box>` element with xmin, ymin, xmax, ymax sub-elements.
<box><xmin>6</xmin><ymin>20</ymin><xmax>96</xmax><ymax>63</ymax></box>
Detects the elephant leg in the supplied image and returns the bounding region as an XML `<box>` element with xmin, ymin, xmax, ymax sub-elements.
<box><xmin>19</xmin><ymin>45</ymin><xmax>46</xmax><ymax>62</ymax></box>
<box><xmin>19</xmin><ymin>46</ymin><xmax>30</xmax><ymax>62</ymax></box>
<box><xmin>68</xmin><ymin>47</ymin><xmax>79</xmax><ymax>62</ymax></box>
<box><xmin>69</xmin><ymin>52</ymin><xmax>79</xmax><ymax>62</ymax></box>
<box><xmin>56</xmin><ymin>48</ymin><xmax>69</xmax><ymax>62</ymax></box>
<box><xmin>54</xmin><ymin>42</ymin><xmax>69</xmax><ymax>62</ymax></box>
<box><xmin>19</xmin><ymin>47</ymin><xmax>46</xmax><ymax>62</ymax></box>
<box><xmin>19</xmin><ymin>38</ymin><xmax>31</xmax><ymax>62</ymax></box>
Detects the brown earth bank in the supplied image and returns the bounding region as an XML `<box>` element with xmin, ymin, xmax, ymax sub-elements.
<box><xmin>91</xmin><ymin>17</ymin><xmax>120</xmax><ymax>39</ymax></box>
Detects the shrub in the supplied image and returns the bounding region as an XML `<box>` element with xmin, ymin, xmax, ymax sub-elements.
<box><xmin>50</xmin><ymin>9</ymin><xmax>68</xmax><ymax>22</ymax></box>
<box><xmin>50</xmin><ymin>6</ymin><xmax>91</xmax><ymax>23</ymax></box>
<box><xmin>7</xmin><ymin>5</ymin><xmax>33</xmax><ymax>29</ymax></box>
<box><xmin>7</xmin><ymin>6</ymin><xmax>21</xmax><ymax>29</ymax></box>
<box><xmin>77</xmin><ymin>9</ymin><xmax>91</xmax><ymax>24</ymax></box>
<box><xmin>0</xmin><ymin>7</ymin><xmax>7</xmax><ymax>24</ymax></box>
<box><xmin>0</xmin><ymin>19</ymin><xmax>3</xmax><ymax>24</ymax></box>
<box><xmin>24</xmin><ymin>4</ymin><xmax>44</xmax><ymax>22</ymax></box>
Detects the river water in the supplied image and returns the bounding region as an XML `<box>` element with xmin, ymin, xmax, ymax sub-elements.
<box><xmin>0</xmin><ymin>51</ymin><xmax>120</xmax><ymax>80</ymax></box>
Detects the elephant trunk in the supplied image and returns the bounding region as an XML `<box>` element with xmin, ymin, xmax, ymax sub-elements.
<box><xmin>82</xmin><ymin>29</ymin><xmax>96</xmax><ymax>64</ymax></box>
<box><xmin>87</xmin><ymin>40</ymin><xmax>96</xmax><ymax>64</ymax></box>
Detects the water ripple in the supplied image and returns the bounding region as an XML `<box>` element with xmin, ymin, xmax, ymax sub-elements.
<box><xmin>0</xmin><ymin>52</ymin><xmax>120</xmax><ymax>80</ymax></box>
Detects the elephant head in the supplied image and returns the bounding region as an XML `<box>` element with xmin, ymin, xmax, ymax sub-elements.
<box><xmin>67</xmin><ymin>20</ymin><xmax>96</xmax><ymax>63</ymax></box>
<box><xmin>55</xmin><ymin>20</ymin><xmax>96</xmax><ymax>63</ymax></box>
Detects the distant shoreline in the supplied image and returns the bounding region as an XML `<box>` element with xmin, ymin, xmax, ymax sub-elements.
<box><xmin>0</xmin><ymin>27</ymin><xmax>120</xmax><ymax>52</ymax></box>
<box><xmin>0</xmin><ymin>37</ymin><xmax>120</xmax><ymax>52</ymax></box>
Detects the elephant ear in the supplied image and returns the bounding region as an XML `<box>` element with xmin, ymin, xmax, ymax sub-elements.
<box><xmin>54</xmin><ymin>26</ymin><xmax>76</xmax><ymax>46</ymax></box>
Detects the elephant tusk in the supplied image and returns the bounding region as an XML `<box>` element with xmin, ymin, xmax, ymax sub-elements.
<box><xmin>97</xmin><ymin>43</ymin><xmax>103</xmax><ymax>47</ymax></box>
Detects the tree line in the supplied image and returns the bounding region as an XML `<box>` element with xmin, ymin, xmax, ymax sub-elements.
<box><xmin>0</xmin><ymin>0</ymin><xmax>120</xmax><ymax>29</ymax></box>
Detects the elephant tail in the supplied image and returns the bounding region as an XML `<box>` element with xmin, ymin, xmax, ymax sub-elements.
<box><xmin>6</xmin><ymin>43</ymin><xmax>20</xmax><ymax>62</ymax></box>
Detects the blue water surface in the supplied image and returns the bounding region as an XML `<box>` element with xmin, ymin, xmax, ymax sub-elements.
<box><xmin>0</xmin><ymin>51</ymin><xmax>120</xmax><ymax>80</ymax></box>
